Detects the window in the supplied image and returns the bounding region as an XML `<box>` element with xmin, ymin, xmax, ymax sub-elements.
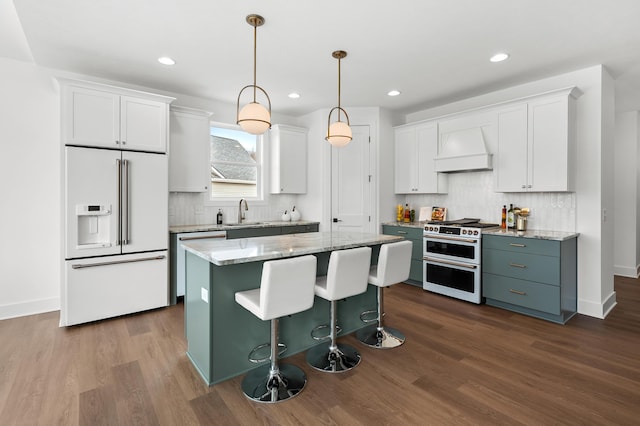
<box><xmin>209</xmin><ymin>125</ymin><xmax>262</xmax><ymax>200</ymax></box>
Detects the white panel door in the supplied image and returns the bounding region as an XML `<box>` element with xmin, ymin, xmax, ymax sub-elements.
<box><xmin>65</xmin><ymin>146</ymin><xmax>120</xmax><ymax>259</ymax></box>
<box><xmin>64</xmin><ymin>86</ymin><xmax>120</xmax><ymax>149</ymax></box>
<box><xmin>496</xmin><ymin>104</ymin><xmax>529</xmax><ymax>191</ymax></box>
<box><xmin>120</xmin><ymin>96</ymin><xmax>168</xmax><ymax>153</ymax></box>
<box><xmin>121</xmin><ymin>151</ymin><xmax>168</xmax><ymax>253</ymax></box>
<box><xmin>331</xmin><ymin>125</ymin><xmax>372</xmax><ymax>233</ymax></box>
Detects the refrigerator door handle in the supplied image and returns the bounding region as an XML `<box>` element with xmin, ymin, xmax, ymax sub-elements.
<box><xmin>122</xmin><ymin>159</ymin><xmax>130</xmax><ymax>245</ymax></box>
<box><xmin>116</xmin><ymin>158</ymin><xmax>122</xmax><ymax>246</ymax></box>
<box><xmin>71</xmin><ymin>255</ymin><xmax>166</xmax><ymax>269</ymax></box>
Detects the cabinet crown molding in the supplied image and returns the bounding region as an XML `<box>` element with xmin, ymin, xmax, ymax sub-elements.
<box><xmin>57</xmin><ymin>77</ymin><xmax>176</xmax><ymax>104</ymax></box>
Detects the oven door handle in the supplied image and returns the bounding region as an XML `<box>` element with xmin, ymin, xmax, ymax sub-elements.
<box><xmin>424</xmin><ymin>256</ymin><xmax>478</xmax><ymax>270</ymax></box>
<box><xmin>423</xmin><ymin>234</ymin><xmax>477</xmax><ymax>244</ymax></box>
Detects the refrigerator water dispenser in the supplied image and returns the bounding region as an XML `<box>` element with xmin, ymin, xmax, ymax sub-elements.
<box><xmin>75</xmin><ymin>204</ymin><xmax>112</xmax><ymax>249</ymax></box>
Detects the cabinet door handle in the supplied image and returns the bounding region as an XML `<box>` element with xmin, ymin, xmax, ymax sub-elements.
<box><xmin>509</xmin><ymin>263</ymin><xmax>527</xmax><ymax>268</ymax></box>
<box><xmin>397</xmin><ymin>231</ymin><xmax>408</xmax><ymax>234</ymax></box>
<box><xmin>509</xmin><ymin>289</ymin><xmax>527</xmax><ymax>296</ymax></box>
<box><xmin>509</xmin><ymin>243</ymin><xmax>526</xmax><ymax>247</ymax></box>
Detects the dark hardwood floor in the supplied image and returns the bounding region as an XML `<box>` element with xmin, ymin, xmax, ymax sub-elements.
<box><xmin>1</xmin><ymin>276</ymin><xmax>639</xmax><ymax>425</ymax></box>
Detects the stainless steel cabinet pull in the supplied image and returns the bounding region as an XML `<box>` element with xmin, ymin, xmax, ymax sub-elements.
<box><xmin>179</xmin><ymin>234</ymin><xmax>226</xmax><ymax>241</ymax></box>
<box><xmin>509</xmin><ymin>263</ymin><xmax>527</xmax><ymax>268</ymax></box>
<box><xmin>72</xmin><ymin>255</ymin><xmax>166</xmax><ymax>269</ymax></box>
<box><xmin>424</xmin><ymin>256</ymin><xmax>478</xmax><ymax>270</ymax></box>
<box><xmin>509</xmin><ymin>289</ymin><xmax>527</xmax><ymax>296</ymax></box>
<box><xmin>509</xmin><ymin>243</ymin><xmax>526</xmax><ymax>247</ymax></box>
<box><xmin>123</xmin><ymin>159</ymin><xmax>130</xmax><ymax>245</ymax></box>
<box><xmin>397</xmin><ymin>231</ymin><xmax>408</xmax><ymax>234</ymax></box>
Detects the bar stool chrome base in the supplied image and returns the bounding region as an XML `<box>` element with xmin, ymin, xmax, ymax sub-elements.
<box><xmin>306</xmin><ymin>342</ymin><xmax>361</xmax><ymax>373</ymax></box>
<box><xmin>356</xmin><ymin>324</ymin><xmax>405</xmax><ymax>349</ymax></box>
<box><xmin>241</xmin><ymin>363</ymin><xmax>307</xmax><ymax>403</ymax></box>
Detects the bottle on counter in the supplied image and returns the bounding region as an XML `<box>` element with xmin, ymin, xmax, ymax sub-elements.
<box><xmin>501</xmin><ymin>205</ymin><xmax>507</xmax><ymax>229</ymax></box>
<box><xmin>217</xmin><ymin>209</ymin><xmax>223</xmax><ymax>225</ymax></box>
<box><xmin>396</xmin><ymin>204</ymin><xmax>404</xmax><ymax>222</ymax></box>
<box><xmin>404</xmin><ymin>204</ymin><xmax>411</xmax><ymax>223</ymax></box>
<box><xmin>507</xmin><ymin>203</ymin><xmax>514</xmax><ymax>229</ymax></box>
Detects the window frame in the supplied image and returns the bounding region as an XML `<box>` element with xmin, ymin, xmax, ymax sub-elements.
<box><xmin>205</xmin><ymin>121</ymin><xmax>268</xmax><ymax>207</ymax></box>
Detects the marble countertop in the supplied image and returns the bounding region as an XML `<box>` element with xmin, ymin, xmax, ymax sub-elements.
<box><xmin>482</xmin><ymin>228</ymin><xmax>579</xmax><ymax>241</ymax></box>
<box><xmin>181</xmin><ymin>231</ymin><xmax>404</xmax><ymax>266</ymax></box>
<box><xmin>170</xmin><ymin>220</ymin><xmax>320</xmax><ymax>234</ymax></box>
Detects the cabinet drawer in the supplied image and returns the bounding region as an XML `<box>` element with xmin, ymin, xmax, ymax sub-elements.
<box><xmin>382</xmin><ymin>225</ymin><xmax>423</xmax><ymax>239</ymax></box>
<box><xmin>483</xmin><ymin>235</ymin><xmax>559</xmax><ymax>257</ymax></box>
<box><xmin>483</xmin><ymin>249</ymin><xmax>560</xmax><ymax>286</ymax></box>
<box><xmin>483</xmin><ymin>273</ymin><xmax>560</xmax><ymax>315</ymax></box>
<box><xmin>226</xmin><ymin>227</ymin><xmax>281</xmax><ymax>239</ymax></box>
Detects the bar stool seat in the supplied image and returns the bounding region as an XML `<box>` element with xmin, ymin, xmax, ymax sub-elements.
<box><xmin>356</xmin><ymin>240</ymin><xmax>412</xmax><ymax>349</ymax></box>
<box><xmin>306</xmin><ymin>246</ymin><xmax>372</xmax><ymax>373</ymax></box>
<box><xmin>235</xmin><ymin>255</ymin><xmax>317</xmax><ymax>403</ymax></box>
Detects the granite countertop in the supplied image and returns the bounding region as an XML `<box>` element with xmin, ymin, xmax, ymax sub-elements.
<box><xmin>181</xmin><ymin>231</ymin><xmax>404</xmax><ymax>266</ymax></box>
<box><xmin>482</xmin><ymin>228</ymin><xmax>579</xmax><ymax>241</ymax></box>
<box><xmin>169</xmin><ymin>220</ymin><xmax>320</xmax><ymax>234</ymax></box>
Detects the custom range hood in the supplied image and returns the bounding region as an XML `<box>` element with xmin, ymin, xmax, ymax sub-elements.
<box><xmin>434</xmin><ymin>127</ymin><xmax>492</xmax><ymax>172</ymax></box>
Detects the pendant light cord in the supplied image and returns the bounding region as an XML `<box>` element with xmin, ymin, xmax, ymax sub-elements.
<box><xmin>252</xmin><ymin>22</ymin><xmax>257</xmax><ymax>103</ymax></box>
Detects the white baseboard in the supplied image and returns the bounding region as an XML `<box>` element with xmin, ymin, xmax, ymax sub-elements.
<box><xmin>0</xmin><ymin>297</ymin><xmax>59</xmax><ymax>321</ymax></box>
<box><xmin>613</xmin><ymin>264</ymin><xmax>639</xmax><ymax>278</ymax></box>
<box><xmin>578</xmin><ymin>290</ymin><xmax>617</xmax><ymax>319</ymax></box>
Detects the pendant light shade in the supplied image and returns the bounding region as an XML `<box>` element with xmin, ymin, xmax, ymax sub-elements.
<box><xmin>326</xmin><ymin>50</ymin><xmax>352</xmax><ymax>147</ymax></box>
<box><xmin>236</xmin><ymin>14</ymin><xmax>271</xmax><ymax>135</ymax></box>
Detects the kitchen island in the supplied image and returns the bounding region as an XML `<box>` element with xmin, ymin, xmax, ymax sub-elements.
<box><xmin>181</xmin><ymin>231</ymin><xmax>404</xmax><ymax>385</ymax></box>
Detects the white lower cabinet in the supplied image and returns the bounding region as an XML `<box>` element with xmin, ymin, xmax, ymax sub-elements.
<box><xmin>169</xmin><ymin>106</ymin><xmax>212</xmax><ymax>192</ymax></box>
<box><xmin>495</xmin><ymin>87</ymin><xmax>582</xmax><ymax>192</ymax></box>
<box><xmin>394</xmin><ymin>121</ymin><xmax>447</xmax><ymax>194</ymax></box>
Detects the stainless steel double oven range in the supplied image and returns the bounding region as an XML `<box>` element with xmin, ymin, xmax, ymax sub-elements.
<box><xmin>423</xmin><ymin>219</ymin><xmax>498</xmax><ymax>304</ymax></box>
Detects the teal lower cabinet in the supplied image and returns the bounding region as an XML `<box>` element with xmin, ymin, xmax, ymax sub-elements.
<box><xmin>185</xmin><ymin>249</ymin><xmax>377</xmax><ymax>385</ymax></box>
<box><xmin>482</xmin><ymin>234</ymin><xmax>577</xmax><ymax>324</ymax></box>
<box><xmin>382</xmin><ymin>224</ymin><xmax>423</xmax><ymax>287</ymax></box>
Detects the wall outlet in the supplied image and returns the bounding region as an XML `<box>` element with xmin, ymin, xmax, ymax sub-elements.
<box><xmin>201</xmin><ymin>287</ymin><xmax>208</xmax><ymax>303</ymax></box>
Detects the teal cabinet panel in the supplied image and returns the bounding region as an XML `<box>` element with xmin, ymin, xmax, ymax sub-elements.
<box><xmin>409</xmin><ymin>259</ymin><xmax>423</xmax><ymax>282</ymax></box>
<box><xmin>483</xmin><ymin>249</ymin><xmax>560</xmax><ymax>286</ymax></box>
<box><xmin>382</xmin><ymin>225</ymin><xmax>423</xmax><ymax>287</ymax></box>
<box><xmin>483</xmin><ymin>273</ymin><xmax>560</xmax><ymax>315</ymax></box>
<box><xmin>483</xmin><ymin>235</ymin><xmax>560</xmax><ymax>257</ymax></box>
<box><xmin>185</xmin><ymin>252</ymin><xmax>213</xmax><ymax>381</ymax></box>
<box><xmin>281</xmin><ymin>223</ymin><xmax>319</xmax><ymax>234</ymax></box>
<box><xmin>226</xmin><ymin>227</ymin><xmax>282</xmax><ymax>239</ymax></box>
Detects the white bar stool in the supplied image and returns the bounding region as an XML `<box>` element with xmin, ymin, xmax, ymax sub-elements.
<box><xmin>306</xmin><ymin>246</ymin><xmax>372</xmax><ymax>373</ymax></box>
<box><xmin>235</xmin><ymin>255</ymin><xmax>317</xmax><ymax>403</ymax></box>
<box><xmin>356</xmin><ymin>240</ymin><xmax>412</xmax><ymax>349</ymax></box>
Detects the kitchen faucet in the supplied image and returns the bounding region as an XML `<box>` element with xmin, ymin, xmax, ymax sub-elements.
<box><xmin>238</xmin><ymin>199</ymin><xmax>248</xmax><ymax>223</ymax></box>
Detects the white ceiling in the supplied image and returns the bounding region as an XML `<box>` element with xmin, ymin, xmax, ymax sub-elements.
<box><xmin>7</xmin><ymin>0</ymin><xmax>640</xmax><ymax>116</ymax></box>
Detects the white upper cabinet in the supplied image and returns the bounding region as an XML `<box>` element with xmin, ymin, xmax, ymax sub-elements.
<box><xmin>169</xmin><ymin>106</ymin><xmax>212</xmax><ymax>192</ymax></box>
<box><xmin>394</xmin><ymin>121</ymin><xmax>447</xmax><ymax>194</ymax></box>
<box><xmin>61</xmin><ymin>79</ymin><xmax>174</xmax><ymax>153</ymax></box>
<box><xmin>270</xmin><ymin>124</ymin><xmax>308</xmax><ymax>194</ymax></box>
<box><xmin>495</xmin><ymin>87</ymin><xmax>581</xmax><ymax>192</ymax></box>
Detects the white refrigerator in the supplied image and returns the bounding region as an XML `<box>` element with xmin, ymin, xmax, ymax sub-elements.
<box><xmin>61</xmin><ymin>145</ymin><xmax>168</xmax><ymax>326</ymax></box>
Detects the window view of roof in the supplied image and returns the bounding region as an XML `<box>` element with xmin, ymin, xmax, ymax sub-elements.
<box><xmin>210</xmin><ymin>135</ymin><xmax>257</xmax><ymax>182</ymax></box>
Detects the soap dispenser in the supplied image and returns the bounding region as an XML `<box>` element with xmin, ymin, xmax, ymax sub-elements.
<box><xmin>216</xmin><ymin>209</ymin><xmax>223</xmax><ymax>225</ymax></box>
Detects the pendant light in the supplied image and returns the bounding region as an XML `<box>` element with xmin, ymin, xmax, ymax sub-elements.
<box><xmin>236</xmin><ymin>14</ymin><xmax>271</xmax><ymax>135</ymax></box>
<box><xmin>326</xmin><ymin>50</ymin><xmax>352</xmax><ymax>147</ymax></box>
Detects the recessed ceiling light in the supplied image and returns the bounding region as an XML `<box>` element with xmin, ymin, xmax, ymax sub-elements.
<box><xmin>387</xmin><ymin>90</ymin><xmax>401</xmax><ymax>97</ymax></box>
<box><xmin>158</xmin><ymin>56</ymin><xmax>176</xmax><ymax>65</ymax></box>
<box><xmin>490</xmin><ymin>52</ymin><xmax>509</xmax><ymax>63</ymax></box>
<box><xmin>288</xmin><ymin>92</ymin><xmax>301</xmax><ymax>99</ymax></box>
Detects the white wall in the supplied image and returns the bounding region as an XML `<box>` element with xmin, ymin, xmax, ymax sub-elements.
<box><xmin>614</xmin><ymin>111</ymin><xmax>639</xmax><ymax>277</ymax></box>
<box><xmin>0</xmin><ymin>57</ymin><xmax>60</xmax><ymax>319</ymax></box>
<box><xmin>404</xmin><ymin>65</ymin><xmax>614</xmax><ymax>319</ymax></box>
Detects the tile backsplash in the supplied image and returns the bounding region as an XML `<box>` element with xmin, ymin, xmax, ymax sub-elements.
<box><xmin>403</xmin><ymin>170</ymin><xmax>576</xmax><ymax>232</ymax></box>
<box><xmin>169</xmin><ymin>192</ymin><xmax>297</xmax><ymax>227</ymax></box>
